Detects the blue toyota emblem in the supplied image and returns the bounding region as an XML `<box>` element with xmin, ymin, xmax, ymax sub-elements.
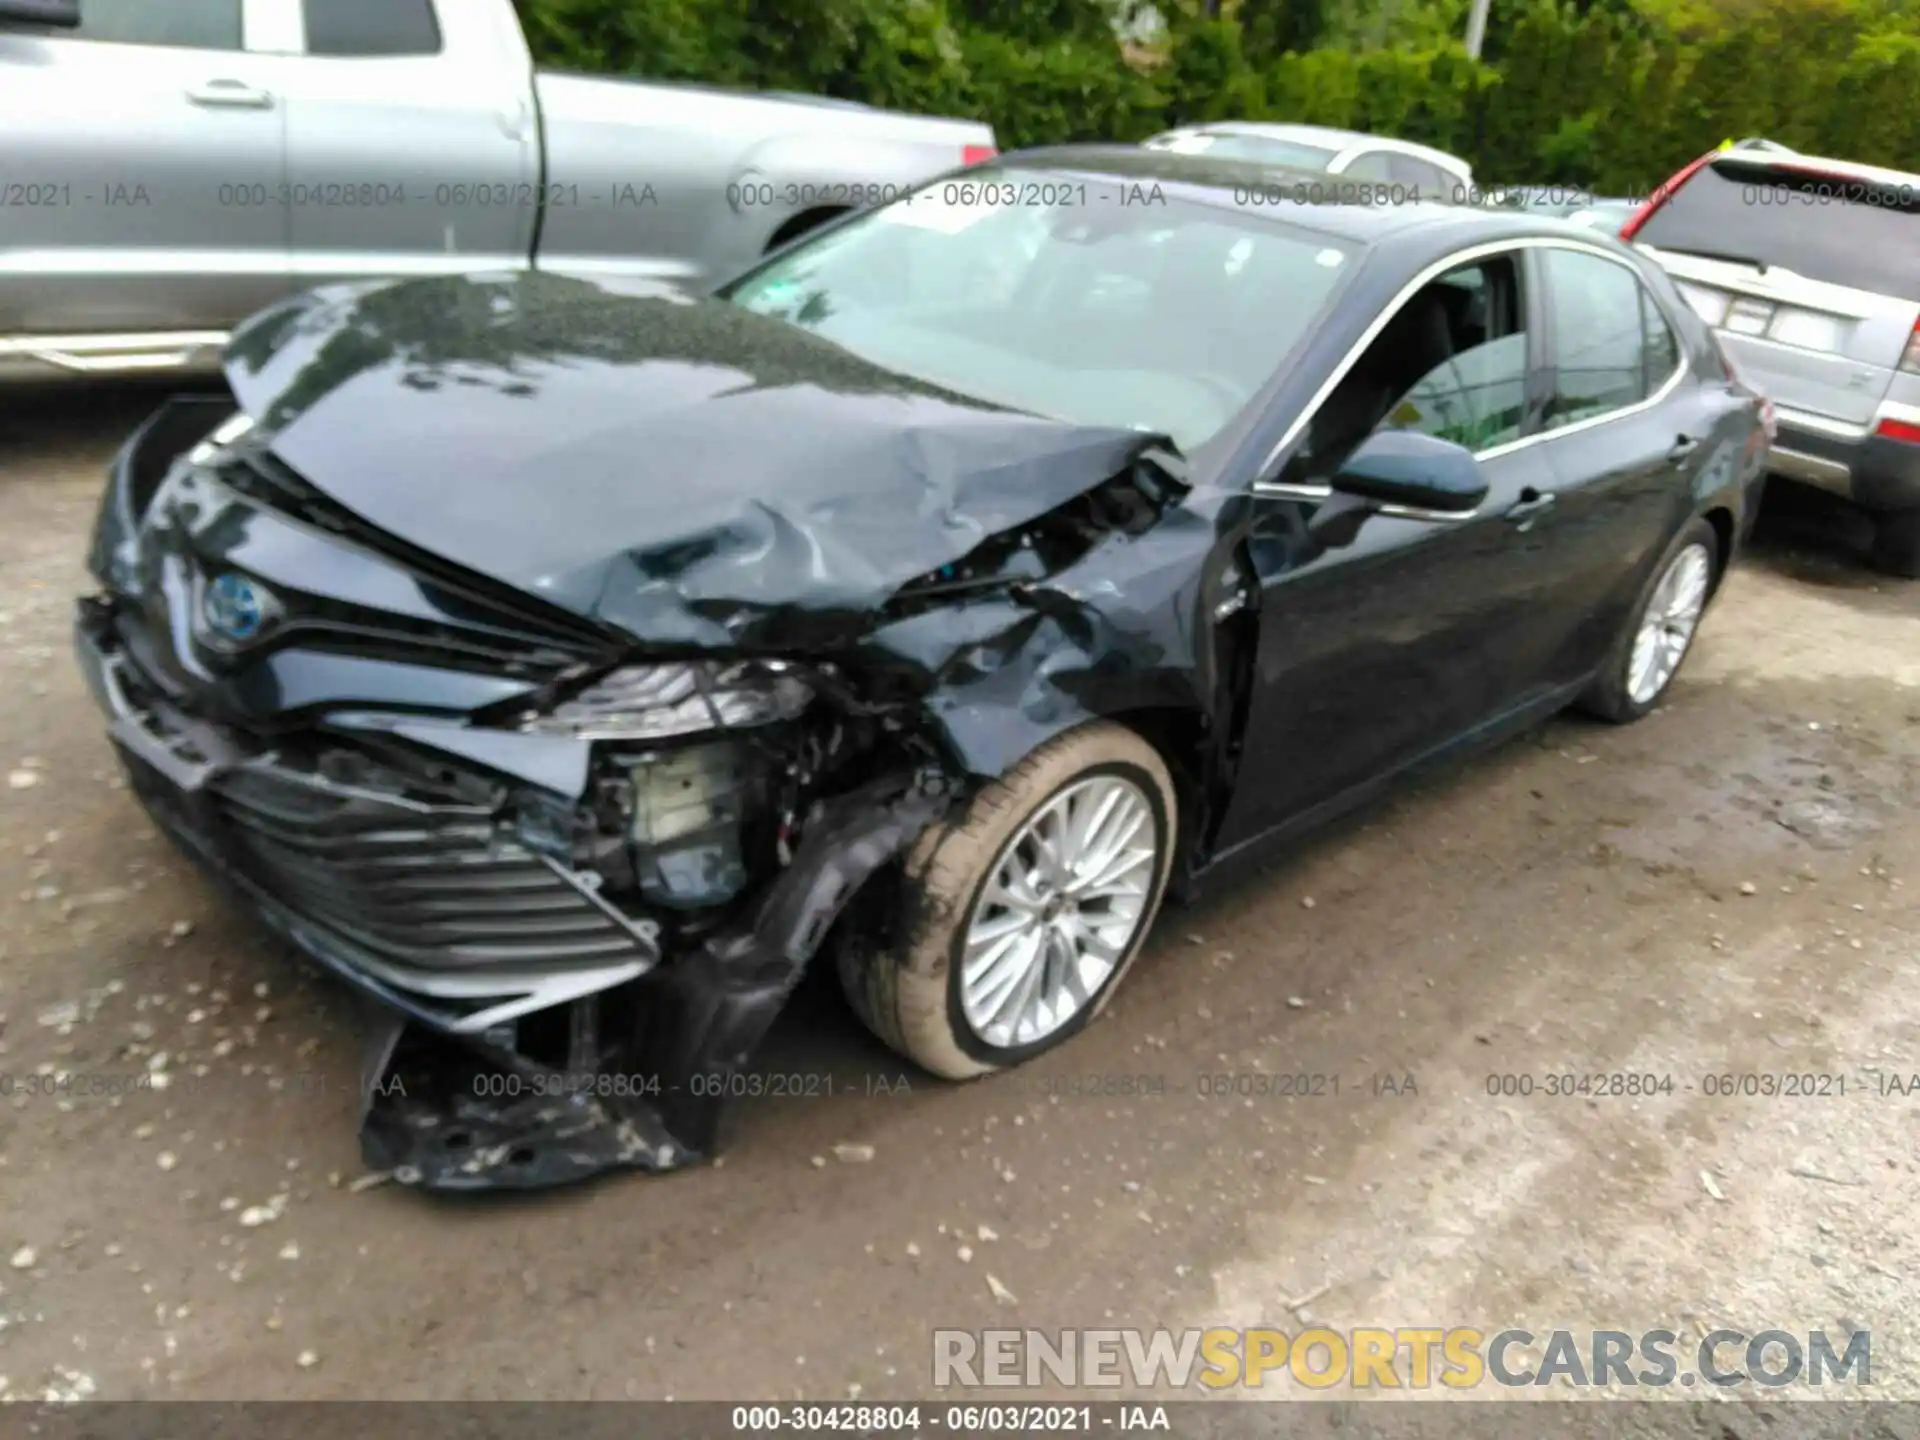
<box><xmin>202</xmin><ymin>572</ymin><xmax>268</xmax><ymax>644</ymax></box>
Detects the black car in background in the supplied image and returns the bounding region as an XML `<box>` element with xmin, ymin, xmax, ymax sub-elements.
<box><xmin>75</xmin><ymin>148</ymin><xmax>1771</xmax><ymax>1191</ymax></box>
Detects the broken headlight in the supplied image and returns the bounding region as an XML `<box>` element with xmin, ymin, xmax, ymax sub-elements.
<box><xmin>521</xmin><ymin>660</ymin><xmax>811</xmax><ymax>742</ymax></box>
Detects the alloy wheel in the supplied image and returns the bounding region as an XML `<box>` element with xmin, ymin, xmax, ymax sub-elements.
<box><xmin>958</xmin><ymin>775</ymin><xmax>1160</xmax><ymax>1049</ymax></box>
<box><xmin>1626</xmin><ymin>541</ymin><xmax>1711</xmax><ymax>705</ymax></box>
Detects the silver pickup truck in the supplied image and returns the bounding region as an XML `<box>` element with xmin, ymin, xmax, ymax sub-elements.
<box><xmin>0</xmin><ymin>0</ymin><xmax>996</xmax><ymax>381</ymax></box>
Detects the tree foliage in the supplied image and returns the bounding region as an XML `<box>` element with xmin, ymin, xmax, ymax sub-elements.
<box><xmin>514</xmin><ymin>0</ymin><xmax>1920</xmax><ymax>188</ymax></box>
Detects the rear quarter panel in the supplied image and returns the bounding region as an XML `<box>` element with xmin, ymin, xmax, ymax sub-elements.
<box><xmin>1646</xmin><ymin>258</ymin><xmax>1771</xmax><ymax>550</ymax></box>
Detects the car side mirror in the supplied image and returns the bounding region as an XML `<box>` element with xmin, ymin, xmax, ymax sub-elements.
<box><xmin>0</xmin><ymin>0</ymin><xmax>79</xmax><ymax>24</ymax></box>
<box><xmin>1306</xmin><ymin>430</ymin><xmax>1489</xmax><ymax>549</ymax></box>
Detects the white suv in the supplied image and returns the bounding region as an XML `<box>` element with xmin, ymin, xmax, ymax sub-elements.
<box><xmin>1625</xmin><ymin>143</ymin><xmax>1920</xmax><ymax>576</ymax></box>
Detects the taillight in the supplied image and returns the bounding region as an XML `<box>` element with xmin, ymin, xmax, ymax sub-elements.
<box><xmin>1619</xmin><ymin>150</ymin><xmax>1718</xmax><ymax>242</ymax></box>
<box><xmin>1900</xmin><ymin>318</ymin><xmax>1920</xmax><ymax>375</ymax></box>
<box><xmin>1877</xmin><ymin>416</ymin><xmax>1920</xmax><ymax>445</ymax></box>
<box><xmin>962</xmin><ymin>144</ymin><xmax>998</xmax><ymax>166</ymax></box>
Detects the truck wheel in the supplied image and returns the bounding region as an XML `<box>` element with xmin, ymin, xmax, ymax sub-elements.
<box><xmin>1872</xmin><ymin>510</ymin><xmax>1920</xmax><ymax>579</ymax></box>
<box><xmin>838</xmin><ymin>722</ymin><xmax>1176</xmax><ymax>1080</ymax></box>
<box><xmin>1578</xmin><ymin>518</ymin><xmax>1719</xmax><ymax>723</ymax></box>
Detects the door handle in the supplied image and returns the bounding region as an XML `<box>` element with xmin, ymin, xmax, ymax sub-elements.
<box><xmin>1667</xmin><ymin>434</ymin><xmax>1700</xmax><ymax>465</ymax></box>
<box><xmin>1504</xmin><ymin>488</ymin><xmax>1557</xmax><ymax>525</ymax></box>
<box><xmin>186</xmin><ymin>79</ymin><xmax>274</xmax><ymax>110</ymax></box>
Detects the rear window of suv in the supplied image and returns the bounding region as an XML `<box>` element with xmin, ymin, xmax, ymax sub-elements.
<box><xmin>1636</xmin><ymin>158</ymin><xmax>1920</xmax><ymax>303</ymax></box>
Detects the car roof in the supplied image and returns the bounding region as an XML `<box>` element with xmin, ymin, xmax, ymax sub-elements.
<box><xmin>1154</xmin><ymin>122</ymin><xmax>1473</xmax><ymax>175</ymax></box>
<box><xmin>995</xmin><ymin>145</ymin><xmax>1570</xmax><ymax>249</ymax></box>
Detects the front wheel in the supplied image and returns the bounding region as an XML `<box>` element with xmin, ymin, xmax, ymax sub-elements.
<box><xmin>837</xmin><ymin>722</ymin><xmax>1177</xmax><ymax>1080</ymax></box>
<box><xmin>1578</xmin><ymin>518</ymin><xmax>1719</xmax><ymax>723</ymax></box>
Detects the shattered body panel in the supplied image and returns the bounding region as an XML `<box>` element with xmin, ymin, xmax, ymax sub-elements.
<box><xmin>76</xmin><ymin>271</ymin><xmax>1234</xmax><ymax>1191</ymax></box>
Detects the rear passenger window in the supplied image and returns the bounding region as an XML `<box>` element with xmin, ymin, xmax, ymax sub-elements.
<box><xmin>305</xmin><ymin>0</ymin><xmax>443</xmax><ymax>56</ymax></box>
<box><xmin>1342</xmin><ymin>152</ymin><xmax>1395</xmax><ymax>183</ymax></box>
<box><xmin>55</xmin><ymin>0</ymin><xmax>240</xmax><ymax>49</ymax></box>
<box><xmin>1542</xmin><ymin>248</ymin><xmax>1657</xmax><ymax>428</ymax></box>
<box><xmin>1641</xmin><ymin>289</ymin><xmax>1681</xmax><ymax>388</ymax></box>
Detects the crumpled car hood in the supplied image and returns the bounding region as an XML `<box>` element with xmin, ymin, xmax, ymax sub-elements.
<box><xmin>224</xmin><ymin>272</ymin><xmax>1174</xmax><ymax>651</ymax></box>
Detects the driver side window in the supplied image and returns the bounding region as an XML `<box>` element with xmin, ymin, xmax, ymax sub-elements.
<box><xmin>1382</xmin><ymin>331</ymin><xmax>1528</xmax><ymax>452</ymax></box>
<box><xmin>1283</xmin><ymin>253</ymin><xmax>1529</xmax><ymax>485</ymax></box>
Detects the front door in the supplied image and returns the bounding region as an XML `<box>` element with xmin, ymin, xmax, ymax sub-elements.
<box><xmin>1214</xmin><ymin>249</ymin><xmax>1556</xmax><ymax>848</ymax></box>
<box><xmin>278</xmin><ymin>0</ymin><xmax>537</xmax><ymax>288</ymax></box>
<box><xmin>1219</xmin><ymin>442</ymin><xmax>1558</xmax><ymax>847</ymax></box>
<box><xmin>0</xmin><ymin>0</ymin><xmax>289</xmax><ymax>339</ymax></box>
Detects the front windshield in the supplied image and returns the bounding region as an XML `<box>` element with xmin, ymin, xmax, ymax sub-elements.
<box><xmin>723</xmin><ymin>169</ymin><xmax>1360</xmax><ymax>452</ymax></box>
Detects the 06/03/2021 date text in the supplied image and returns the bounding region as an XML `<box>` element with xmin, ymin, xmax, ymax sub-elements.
<box><xmin>1482</xmin><ymin>1072</ymin><xmax>1920</xmax><ymax>1099</ymax></box>
<box><xmin>1000</xmin><ymin>1071</ymin><xmax>1422</xmax><ymax>1099</ymax></box>
<box><xmin>457</xmin><ymin>1069</ymin><xmax>1427</xmax><ymax>1104</ymax></box>
<box><xmin>731</xmin><ymin>1404</ymin><xmax>1148</xmax><ymax>1433</ymax></box>
<box><xmin>466</xmin><ymin>1070</ymin><xmax>915</xmax><ymax>1101</ymax></box>
<box><xmin>452</xmin><ymin>1069</ymin><xmax>1920</xmax><ymax>1105</ymax></box>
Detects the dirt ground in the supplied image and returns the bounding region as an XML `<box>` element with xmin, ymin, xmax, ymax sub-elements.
<box><xmin>0</xmin><ymin>385</ymin><xmax>1915</xmax><ymax>1405</ymax></box>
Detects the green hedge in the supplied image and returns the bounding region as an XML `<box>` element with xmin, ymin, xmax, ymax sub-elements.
<box><xmin>515</xmin><ymin>0</ymin><xmax>1920</xmax><ymax>189</ymax></box>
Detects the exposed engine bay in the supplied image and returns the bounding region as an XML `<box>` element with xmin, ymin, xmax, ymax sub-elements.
<box><xmin>83</xmin><ymin>450</ymin><xmax>961</xmax><ymax>1188</ymax></box>
<box><xmin>84</xmin><ymin>543</ymin><xmax>958</xmax><ymax>1189</ymax></box>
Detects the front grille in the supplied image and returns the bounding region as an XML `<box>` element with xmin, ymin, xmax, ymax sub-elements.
<box><xmin>210</xmin><ymin>761</ymin><xmax>650</xmax><ymax>973</ymax></box>
<box><xmin>214</xmin><ymin>453</ymin><xmax>611</xmax><ymax>669</ymax></box>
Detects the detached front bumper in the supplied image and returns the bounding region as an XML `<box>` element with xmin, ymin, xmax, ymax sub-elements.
<box><xmin>75</xmin><ymin>600</ymin><xmax>947</xmax><ymax>1192</ymax></box>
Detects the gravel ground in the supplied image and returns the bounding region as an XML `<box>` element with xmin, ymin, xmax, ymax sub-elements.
<box><xmin>0</xmin><ymin>385</ymin><xmax>1915</xmax><ymax>1404</ymax></box>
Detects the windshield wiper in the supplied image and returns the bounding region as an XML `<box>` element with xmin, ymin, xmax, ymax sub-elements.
<box><xmin>1647</xmin><ymin>245</ymin><xmax>1769</xmax><ymax>273</ymax></box>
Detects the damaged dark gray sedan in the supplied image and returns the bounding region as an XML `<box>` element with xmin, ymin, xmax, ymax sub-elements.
<box><xmin>75</xmin><ymin>147</ymin><xmax>1771</xmax><ymax>1191</ymax></box>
